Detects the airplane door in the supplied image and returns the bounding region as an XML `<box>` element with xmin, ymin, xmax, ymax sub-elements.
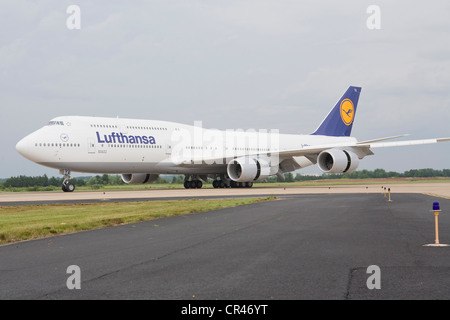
<box><xmin>117</xmin><ymin>118</ymin><xmax>128</xmax><ymax>134</ymax></box>
<box><xmin>165</xmin><ymin>143</ymin><xmax>172</xmax><ymax>156</ymax></box>
<box><xmin>54</xmin><ymin>148</ymin><xmax>60</xmax><ymax>161</ymax></box>
<box><xmin>88</xmin><ymin>138</ymin><xmax>96</xmax><ymax>154</ymax></box>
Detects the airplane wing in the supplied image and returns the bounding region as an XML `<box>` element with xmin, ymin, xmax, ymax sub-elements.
<box><xmin>357</xmin><ymin>134</ymin><xmax>409</xmax><ymax>144</ymax></box>
<box><xmin>357</xmin><ymin>137</ymin><xmax>450</xmax><ymax>149</ymax></box>
<box><xmin>173</xmin><ymin>136</ymin><xmax>450</xmax><ymax>166</ymax></box>
<box><xmin>278</xmin><ymin>137</ymin><xmax>450</xmax><ymax>159</ymax></box>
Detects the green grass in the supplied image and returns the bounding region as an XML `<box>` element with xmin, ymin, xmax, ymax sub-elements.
<box><xmin>0</xmin><ymin>197</ymin><xmax>275</xmax><ymax>245</ymax></box>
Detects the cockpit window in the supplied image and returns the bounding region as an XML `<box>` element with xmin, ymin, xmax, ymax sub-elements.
<box><xmin>47</xmin><ymin>121</ymin><xmax>64</xmax><ymax>126</ymax></box>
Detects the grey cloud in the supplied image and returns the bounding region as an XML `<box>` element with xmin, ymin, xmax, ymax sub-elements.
<box><xmin>2</xmin><ymin>0</ymin><xmax>450</xmax><ymax>177</ymax></box>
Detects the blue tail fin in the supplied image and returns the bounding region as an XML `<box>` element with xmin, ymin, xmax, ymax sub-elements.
<box><xmin>311</xmin><ymin>86</ymin><xmax>361</xmax><ymax>137</ymax></box>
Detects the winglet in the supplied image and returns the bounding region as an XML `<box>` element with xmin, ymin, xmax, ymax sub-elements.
<box><xmin>311</xmin><ymin>86</ymin><xmax>361</xmax><ymax>137</ymax></box>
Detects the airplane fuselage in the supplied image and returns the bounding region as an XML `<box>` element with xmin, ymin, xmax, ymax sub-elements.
<box><xmin>16</xmin><ymin>116</ymin><xmax>354</xmax><ymax>175</ymax></box>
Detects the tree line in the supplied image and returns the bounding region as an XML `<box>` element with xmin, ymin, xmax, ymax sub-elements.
<box><xmin>0</xmin><ymin>174</ymin><xmax>181</xmax><ymax>189</ymax></box>
<box><xmin>282</xmin><ymin>168</ymin><xmax>450</xmax><ymax>182</ymax></box>
<box><xmin>1</xmin><ymin>168</ymin><xmax>450</xmax><ymax>189</ymax></box>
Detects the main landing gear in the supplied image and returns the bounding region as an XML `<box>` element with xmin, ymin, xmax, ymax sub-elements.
<box><xmin>61</xmin><ymin>169</ymin><xmax>75</xmax><ymax>192</ymax></box>
<box><xmin>184</xmin><ymin>179</ymin><xmax>203</xmax><ymax>189</ymax></box>
<box><xmin>183</xmin><ymin>175</ymin><xmax>254</xmax><ymax>189</ymax></box>
<box><xmin>183</xmin><ymin>175</ymin><xmax>204</xmax><ymax>189</ymax></box>
<box><xmin>212</xmin><ymin>180</ymin><xmax>253</xmax><ymax>188</ymax></box>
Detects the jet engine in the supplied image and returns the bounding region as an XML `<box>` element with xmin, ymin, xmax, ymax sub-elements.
<box><xmin>317</xmin><ymin>148</ymin><xmax>359</xmax><ymax>174</ymax></box>
<box><xmin>121</xmin><ymin>174</ymin><xmax>159</xmax><ymax>184</ymax></box>
<box><xmin>227</xmin><ymin>157</ymin><xmax>272</xmax><ymax>182</ymax></box>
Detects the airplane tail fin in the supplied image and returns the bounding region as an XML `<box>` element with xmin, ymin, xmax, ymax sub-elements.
<box><xmin>311</xmin><ymin>86</ymin><xmax>361</xmax><ymax>137</ymax></box>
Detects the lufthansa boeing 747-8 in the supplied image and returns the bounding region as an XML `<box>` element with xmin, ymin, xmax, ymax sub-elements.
<box><xmin>16</xmin><ymin>86</ymin><xmax>450</xmax><ymax>192</ymax></box>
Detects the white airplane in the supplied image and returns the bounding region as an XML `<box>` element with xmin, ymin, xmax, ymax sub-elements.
<box><xmin>16</xmin><ymin>86</ymin><xmax>450</xmax><ymax>192</ymax></box>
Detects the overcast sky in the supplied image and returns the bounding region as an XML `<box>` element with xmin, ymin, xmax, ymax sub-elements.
<box><xmin>1</xmin><ymin>0</ymin><xmax>450</xmax><ymax>178</ymax></box>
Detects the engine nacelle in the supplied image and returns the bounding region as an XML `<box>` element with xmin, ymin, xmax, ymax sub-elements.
<box><xmin>227</xmin><ymin>157</ymin><xmax>272</xmax><ymax>182</ymax></box>
<box><xmin>317</xmin><ymin>148</ymin><xmax>359</xmax><ymax>174</ymax></box>
<box><xmin>121</xmin><ymin>174</ymin><xmax>159</xmax><ymax>184</ymax></box>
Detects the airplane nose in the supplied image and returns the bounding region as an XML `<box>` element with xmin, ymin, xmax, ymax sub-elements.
<box><xmin>16</xmin><ymin>136</ymin><xmax>32</xmax><ymax>159</ymax></box>
<box><xmin>16</xmin><ymin>138</ymin><xmax>25</xmax><ymax>155</ymax></box>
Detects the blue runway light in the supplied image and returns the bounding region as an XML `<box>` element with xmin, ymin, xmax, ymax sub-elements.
<box><xmin>433</xmin><ymin>201</ymin><xmax>440</xmax><ymax>211</ymax></box>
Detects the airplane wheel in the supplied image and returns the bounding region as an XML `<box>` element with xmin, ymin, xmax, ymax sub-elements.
<box><xmin>196</xmin><ymin>180</ymin><xmax>203</xmax><ymax>189</ymax></box>
<box><xmin>62</xmin><ymin>183</ymin><xmax>75</xmax><ymax>192</ymax></box>
<box><xmin>212</xmin><ymin>180</ymin><xmax>218</xmax><ymax>188</ymax></box>
<box><xmin>184</xmin><ymin>181</ymin><xmax>190</xmax><ymax>189</ymax></box>
<box><xmin>189</xmin><ymin>180</ymin><xmax>197</xmax><ymax>189</ymax></box>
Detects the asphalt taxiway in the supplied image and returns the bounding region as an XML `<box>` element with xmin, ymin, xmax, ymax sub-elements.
<box><xmin>0</xmin><ymin>192</ymin><xmax>449</xmax><ymax>300</ymax></box>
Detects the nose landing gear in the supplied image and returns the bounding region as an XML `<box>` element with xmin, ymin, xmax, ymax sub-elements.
<box><xmin>62</xmin><ymin>181</ymin><xmax>76</xmax><ymax>192</ymax></box>
<box><xmin>61</xmin><ymin>169</ymin><xmax>75</xmax><ymax>192</ymax></box>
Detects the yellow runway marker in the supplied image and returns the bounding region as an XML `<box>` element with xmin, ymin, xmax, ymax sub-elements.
<box><xmin>422</xmin><ymin>193</ymin><xmax>450</xmax><ymax>200</ymax></box>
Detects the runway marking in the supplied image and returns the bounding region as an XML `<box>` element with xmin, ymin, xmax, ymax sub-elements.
<box><xmin>422</xmin><ymin>193</ymin><xmax>450</xmax><ymax>200</ymax></box>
